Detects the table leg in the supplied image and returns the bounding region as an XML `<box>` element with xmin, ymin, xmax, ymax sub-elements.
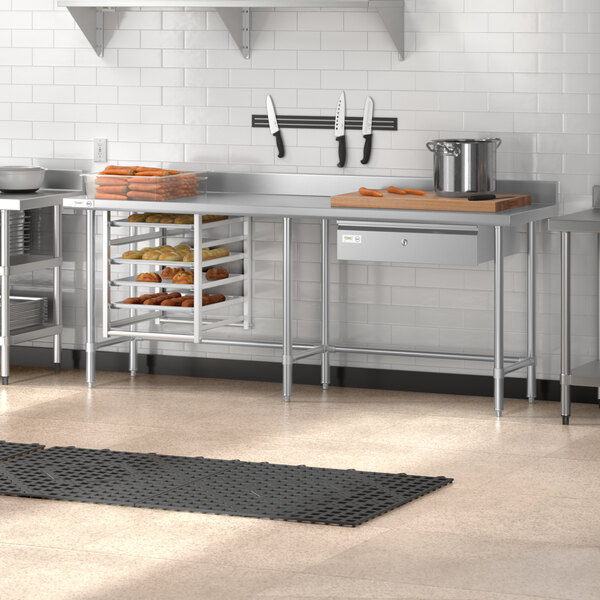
<box><xmin>1</xmin><ymin>210</ymin><xmax>9</xmax><ymax>385</ymax></box>
<box><xmin>494</xmin><ymin>225</ymin><xmax>504</xmax><ymax>417</ymax></box>
<box><xmin>282</xmin><ymin>217</ymin><xmax>293</xmax><ymax>402</ymax></box>
<box><xmin>527</xmin><ymin>221</ymin><xmax>536</xmax><ymax>403</ymax></box>
<box><xmin>561</xmin><ymin>231</ymin><xmax>571</xmax><ymax>425</ymax></box>
<box><xmin>321</xmin><ymin>218</ymin><xmax>330</xmax><ymax>390</ymax></box>
<box><xmin>597</xmin><ymin>234</ymin><xmax>600</xmax><ymax>408</ymax></box>
<box><xmin>53</xmin><ymin>204</ymin><xmax>62</xmax><ymax>373</ymax></box>
<box><xmin>86</xmin><ymin>210</ymin><xmax>96</xmax><ymax>389</ymax></box>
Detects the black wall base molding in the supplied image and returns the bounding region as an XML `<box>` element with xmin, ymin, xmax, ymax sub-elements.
<box><xmin>9</xmin><ymin>346</ymin><xmax>598</xmax><ymax>405</ymax></box>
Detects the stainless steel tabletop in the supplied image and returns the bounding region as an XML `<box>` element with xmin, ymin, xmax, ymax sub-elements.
<box><xmin>64</xmin><ymin>172</ymin><xmax>558</xmax><ymax>227</ymax></box>
<box><xmin>0</xmin><ymin>189</ymin><xmax>78</xmax><ymax>211</ymax></box>
<box><xmin>548</xmin><ymin>209</ymin><xmax>600</xmax><ymax>233</ymax></box>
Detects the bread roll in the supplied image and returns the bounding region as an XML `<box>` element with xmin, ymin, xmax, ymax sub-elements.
<box><xmin>142</xmin><ymin>250</ymin><xmax>161</xmax><ymax>260</ymax></box>
<box><xmin>122</xmin><ymin>297</ymin><xmax>142</xmax><ymax>304</ymax></box>
<box><xmin>136</xmin><ymin>272</ymin><xmax>161</xmax><ymax>283</ymax></box>
<box><xmin>183</xmin><ymin>252</ymin><xmax>194</xmax><ymax>262</ymax></box>
<box><xmin>158</xmin><ymin>251</ymin><xmax>181</xmax><ymax>261</ymax></box>
<box><xmin>160</xmin><ymin>267</ymin><xmax>185</xmax><ymax>280</ymax></box>
<box><xmin>127</xmin><ymin>214</ymin><xmax>147</xmax><ymax>222</ymax></box>
<box><xmin>143</xmin><ymin>297</ymin><xmax>165</xmax><ymax>305</ymax></box>
<box><xmin>160</xmin><ymin>297</ymin><xmax>185</xmax><ymax>306</ymax></box>
<box><xmin>172</xmin><ymin>270</ymin><xmax>194</xmax><ymax>285</ymax></box>
<box><xmin>160</xmin><ymin>216</ymin><xmax>174</xmax><ymax>224</ymax></box>
<box><xmin>145</xmin><ymin>215</ymin><xmax>163</xmax><ymax>223</ymax></box>
<box><xmin>174</xmin><ymin>215</ymin><xmax>194</xmax><ymax>225</ymax></box>
<box><xmin>175</xmin><ymin>244</ymin><xmax>191</xmax><ymax>253</ymax></box>
<box><xmin>208</xmin><ymin>293</ymin><xmax>226</xmax><ymax>304</ymax></box>
<box><xmin>202</xmin><ymin>247</ymin><xmax>230</xmax><ymax>261</ymax></box>
<box><xmin>166</xmin><ymin>292</ymin><xmax>182</xmax><ymax>299</ymax></box>
<box><xmin>205</xmin><ymin>267</ymin><xmax>228</xmax><ymax>281</ymax></box>
<box><xmin>182</xmin><ymin>298</ymin><xmax>194</xmax><ymax>308</ymax></box>
<box><xmin>122</xmin><ymin>250</ymin><xmax>144</xmax><ymax>260</ymax></box>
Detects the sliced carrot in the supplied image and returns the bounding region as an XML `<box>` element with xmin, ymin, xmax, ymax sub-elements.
<box><xmin>387</xmin><ymin>186</ymin><xmax>407</xmax><ymax>195</ymax></box>
<box><xmin>95</xmin><ymin>193</ymin><xmax>128</xmax><ymax>200</ymax></box>
<box><xmin>404</xmin><ymin>188</ymin><xmax>426</xmax><ymax>196</ymax></box>
<box><xmin>359</xmin><ymin>187</ymin><xmax>383</xmax><ymax>198</ymax></box>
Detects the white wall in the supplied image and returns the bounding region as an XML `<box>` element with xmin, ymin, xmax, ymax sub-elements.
<box><xmin>3</xmin><ymin>0</ymin><xmax>600</xmax><ymax>382</ymax></box>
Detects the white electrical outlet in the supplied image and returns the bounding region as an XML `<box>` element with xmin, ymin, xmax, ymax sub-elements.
<box><xmin>93</xmin><ymin>138</ymin><xmax>107</xmax><ymax>163</ymax></box>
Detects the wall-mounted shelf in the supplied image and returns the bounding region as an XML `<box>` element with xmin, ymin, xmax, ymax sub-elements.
<box><xmin>57</xmin><ymin>0</ymin><xmax>404</xmax><ymax>60</ymax></box>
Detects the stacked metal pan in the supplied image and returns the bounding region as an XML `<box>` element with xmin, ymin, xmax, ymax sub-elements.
<box><xmin>4</xmin><ymin>211</ymin><xmax>31</xmax><ymax>256</ymax></box>
<box><xmin>1</xmin><ymin>296</ymin><xmax>48</xmax><ymax>331</ymax></box>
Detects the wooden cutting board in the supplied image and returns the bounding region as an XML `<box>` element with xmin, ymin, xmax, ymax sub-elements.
<box><xmin>331</xmin><ymin>190</ymin><xmax>532</xmax><ymax>213</ymax></box>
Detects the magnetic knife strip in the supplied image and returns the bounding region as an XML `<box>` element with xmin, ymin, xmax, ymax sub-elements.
<box><xmin>0</xmin><ymin>442</ymin><xmax>452</xmax><ymax>526</ymax></box>
<box><xmin>252</xmin><ymin>114</ymin><xmax>398</xmax><ymax>131</ymax></box>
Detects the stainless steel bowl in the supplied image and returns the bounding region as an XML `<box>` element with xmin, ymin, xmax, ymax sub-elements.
<box><xmin>0</xmin><ymin>166</ymin><xmax>46</xmax><ymax>193</ymax></box>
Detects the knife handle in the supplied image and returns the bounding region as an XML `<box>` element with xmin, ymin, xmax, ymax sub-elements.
<box><xmin>274</xmin><ymin>130</ymin><xmax>285</xmax><ymax>159</ymax></box>
<box><xmin>337</xmin><ymin>135</ymin><xmax>346</xmax><ymax>168</ymax></box>
<box><xmin>360</xmin><ymin>134</ymin><xmax>372</xmax><ymax>165</ymax></box>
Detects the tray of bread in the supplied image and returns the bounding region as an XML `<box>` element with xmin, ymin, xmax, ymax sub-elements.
<box><xmin>113</xmin><ymin>244</ymin><xmax>242</xmax><ymax>268</ymax></box>
<box><xmin>84</xmin><ymin>166</ymin><xmax>206</xmax><ymax>202</ymax></box>
<box><xmin>110</xmin><ymin>214</ymin><xmax>229</xmax><ymax>228</ymax></box>
<box><xmin>112</xmin><ymin>267</ymin><xmax>242</xmax><ymax>291</ymax></box>
<box><xmin>112</xmin><ymin>292</ymin><xmax>243</xmax><ymax>312</ymax></box>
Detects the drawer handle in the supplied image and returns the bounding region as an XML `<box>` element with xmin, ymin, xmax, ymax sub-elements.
<box><xmin>401</xmin><ymin>239</ymin><xmax>408</xmax><ymax>247</ymax></box>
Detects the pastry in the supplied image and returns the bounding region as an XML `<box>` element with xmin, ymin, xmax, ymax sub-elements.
<box><xmin>122</xmin><ymin>250</ymin><xmax>144</xmax><ymax>260</ymax></box>
<box><xmin>174</xmin><ymin>215</ymin><xmax>194</xmax><ymax>225</ymax></box>
<box><xmin>127</xmin><ymin>214</ymin><xmax>147</xmax><ymax>222</ymax></box>
<box><xmin>142</xmin><ymin>250</ymin><xmax>161</xmax><ymax>260</ymax></box>
<box><xmin>158</xmin><ymin>251</ymin><xmax>180</xmax><ymax>261</ymax></box>
<box><xmin>160</xmin><ymin>267</ymin><xmax>185</xmax><ymax>280</ymax></box>
<box><xmin>122</xmin><ymin>297</ymin><xmax>142</xmax><ymax>304</ymax></box>
<box><xmin>206</xmin><ymin>267</ymin><xmax>228</xmax><ymax>281</ymax></box>
<box><xmin>202</xmin><ymin>247</ymin><xmax>230</xmax><ymax>261</ymax></box>
<box><xmin>172</xmin><ymin>270</ymin><xmax>194</xmax><ymax>285</ymax></box>
<box><xmin>160</xmin><ymin>297</ymin><xmax>185</xmax><ymax>306</ymax></box>
<box><xmin>136</xmin><ymin>272</ymin><xmax>161</xmax><ymax>283</ymax></box>
<box><xmin>182</xmin><ymin>298</ymin><xmax>194</xmax><ymax>308</ymax></box>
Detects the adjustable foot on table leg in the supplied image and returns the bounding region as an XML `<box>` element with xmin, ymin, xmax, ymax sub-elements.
<box><xmin>1</xmin><ymin>377</ymin><xmax>7</xmax><ymax>385</ymax></box>
<box><xmin>130</xmin><ymin>370</ymin><xmax>137</xmax><ymax>378</ymax></box>
<box><xmin>322</xmin><ymin>383</ymin><xmax>329</xmax><ymax>390</ymax></box>
<box><xmin>495</xmin><ymin>409</ymin><xmax>503</xmax><ymax>418</ymax></box>
<box><xmin>528</xmin><ymin>396</ymin><xmax>535</xmax><ymax>404</ymax></box>
<box><xmin>53</xmin><ymin>363</ymin><xmax>61</xmax><ymax>374</ymax></box>
<box><xmin>284</xmin><ymin>395</ymin><xmax>291</xmax><ymax>403</ymax></box>
<box><xmin>87</xmin><ymin>382</ymin><xmax>94</xmax><ymax>389</ymax></box>
<box><xmin>562</xmin><ymin>415</ymin><xmax>570</xmax><ymax>425</ymax></box>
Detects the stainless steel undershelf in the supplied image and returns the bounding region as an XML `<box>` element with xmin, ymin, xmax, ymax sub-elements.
<box><xmin>568</xmin><ymin>360</ymin><xmax>600</xmax><ymax>387</ymax></box>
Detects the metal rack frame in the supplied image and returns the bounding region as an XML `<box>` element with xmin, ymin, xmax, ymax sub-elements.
<box><xmin>0</xmin><ymin>204</ymin><xmax>62</xmax><ymax>385</ymax></box>
<box><xmin>85</xmin><ymin>211</ymin><xmax>251</xmax><ymax>387</ymax></box>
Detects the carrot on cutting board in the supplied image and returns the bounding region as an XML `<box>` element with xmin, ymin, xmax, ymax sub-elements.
<box><xmin>359</xmin><ymin>187</ymin><xmax>383</xmax><ymax>198</ymax></box>
<box><xmin>387</xmin><ymin>186</ymin><xmax>407</xmax><ymax>195</ymax></box>
<box><xmin>403</xmin><ymin>188</ymin><xmax>426</xmax><ymax>196</ymax></box>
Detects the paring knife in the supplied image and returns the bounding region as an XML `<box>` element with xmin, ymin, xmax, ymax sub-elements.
<box><xmin>266</xmin><ymin>95</ymin><xmax>284</xmax><ymax>158</ymax></box>
<box><xmin>335</xmin><ymin>91</ymin><xmax>346</xmax><ymax>168</ymax></box>
<box><xmin>360</xmin><ymin>96</ymin><xmax>374</xmax><ymax>165</ymax></box>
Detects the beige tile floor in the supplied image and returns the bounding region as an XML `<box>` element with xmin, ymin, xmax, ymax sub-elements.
<box><xmin>0</xmin><ymin>366</ymin><xmax>599</xmax><ymax>600</ymax></box>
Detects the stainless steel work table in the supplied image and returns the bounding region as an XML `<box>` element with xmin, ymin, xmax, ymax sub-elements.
<box><xmin>0</xmin><ymin>170</ymin><xmax>81</xmax><ymax>383</ymax></box>
<box><xmin>548</xmin><ymin>186</ymin><xmax>600</xmax><ymax>424</ymax></box>
<box><xmin>64</xmin><ymin>172</ymin><xmax>558</xmax><ymax>417</ymax></box>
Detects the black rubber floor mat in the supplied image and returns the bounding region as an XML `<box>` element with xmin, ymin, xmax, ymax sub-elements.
<box><xmin>0</xmin><ymin>441</ymin><xmax>44</xmax><ymax>462</ymax></box>
<box><xmin>0</xmin><ymin>446</ymin><xmax>453</xmax><ymax>526</ymax></box>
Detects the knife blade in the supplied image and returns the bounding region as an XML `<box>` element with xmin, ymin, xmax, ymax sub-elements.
<box><xmin>335</xmin><ymin>91</ymin><xmax>346</xmax><ymax>168</ymax></box>
<box><xmin>360</xmin><ymin>96</ymin><xmax>374</xmax><ymax>165</ymax></box>
<box><xmin>266</xmin><ymin>95</ymin><xmax>284</xmax><ymax>158</ymax></box>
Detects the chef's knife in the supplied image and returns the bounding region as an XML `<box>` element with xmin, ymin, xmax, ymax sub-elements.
<box><xmin>266</xmin><ymin>95</ymin><xmax>284</xmax><ymax>158</ymax></box>
<box><xmin>335</xmin><ymin>91</ymin><xmax>346</xmax><ymax>168</ymax></box>
<box><xmin>360</xmin><ymin>96</ymin><xmax>374</xmax><ymax>165</ymax></box>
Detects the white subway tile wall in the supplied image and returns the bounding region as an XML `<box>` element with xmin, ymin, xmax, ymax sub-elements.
<box><xmin>2</xmin><ymin>3</ymin><xmax>600</xmax><ymax>383</ymax></box>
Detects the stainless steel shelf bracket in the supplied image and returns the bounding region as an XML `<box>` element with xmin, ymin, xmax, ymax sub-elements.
<box><xmin>66</xmin><ymin>7</ymin><xmax>106</xmax><ymax>57</ymax></box>
<box><xmin>372</xmin><ymin>0</ymin><xmax>404</xmax><ymax>60</ymax></box>
<box><xmin>216</xmin><ymin>7</ymin><xmax>251</xmax><ymax>59</ymax></box>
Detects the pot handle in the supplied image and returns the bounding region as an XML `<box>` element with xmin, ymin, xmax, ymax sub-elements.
<box><xmin>426</xmin><ymin>141</ymin><xmax>461</xmax><ymax>157</ymax></box>
<box><xmin>483</xmin><ymin>137</ymin><xmax>502</xmax><ymax>149</ymax></box>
